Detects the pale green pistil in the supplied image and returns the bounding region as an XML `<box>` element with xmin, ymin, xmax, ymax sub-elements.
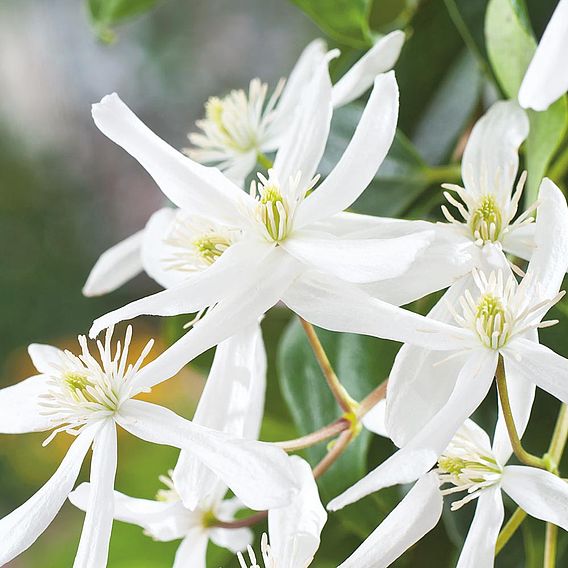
<box><xmin>63</xmin><ymin>372</ymin><xmax>98</xmax><ymax>404</ymax></box>
<box><xmin>470</xmin><ymin>195</ymin><xmax>503</xmax><ymax>242</ymax></box>
<box><xmin>475</xmin><ymin>293</ymin><xmax>509</xmax><ymax>349</ymax></box>
<box><xmin>259</xmin><ymin>185</ymin><xmax>288</xmax><ymax>241</ymax></box>
<box><xmin>192</xmin><ymin>234</ymin><xmax>231</xmax><ymax>265</ymax></box>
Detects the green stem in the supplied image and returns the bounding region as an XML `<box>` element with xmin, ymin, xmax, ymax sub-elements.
<box><xmin>549</xmin><ymin>144</ymin><xmax>568</xmax><ymax>183</ymax></box>
<box><xmin>257</xmin><ymin>152</ymin><xmax>273</xmax><ymax>170</ymax></box>
<box><xmin>549</xmin><ymin>404</ymin><xmax>568</xmax><ymax>464</ymax></box>
<box><xmin>545</xmin><ymin>523</ymin><xmax>558</xmax><ymax>568</ymax></box>
<box><xmin>495</xmin><ymin>507</ymin><xmax>527</xmax><ymax>556</ymax></box>
<box><xmin>424</xmin><ymin>163</ymin><xmax>462</xmax><ymax>185</ymax></box>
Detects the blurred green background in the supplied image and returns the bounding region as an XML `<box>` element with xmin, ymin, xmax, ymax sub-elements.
<box><xmin>1</xmin><ymin>0</ymin><xmax>568</xmax><ymax>566</ymax></box>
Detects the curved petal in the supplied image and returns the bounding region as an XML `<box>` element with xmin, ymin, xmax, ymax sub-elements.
<box><xmin>209</xmin><ymin>526</ymin><xmax>253</xmax><ymax>553</ymax></box>
<box><xmin>502</xmin><ymin>339</ymin><xmax>568</xmax><ymax>404</ymax></box>
<box><xmin>222</xmin><ymin>150</ymin><xmax>258</xmax><ymax>186</ymax></box>
<box><xmin>0</xmin><ymin>375</ymin><xmax>53</xmax><ymax>434</ymax></box>
<box><xmin>456</xmin><ymin>486</ymin><xmax>504</xmax><ymax>568</ymax></box>
<box><xmin>89</xmin><ymin>239</ymin><xmax>274</xmax><ymax>338</ymax></box>
<box><xmin>502</xmin><ymin>465</ymin><xmax>568</xmax><ymax>531</ymax></box>
<box><xmin>281</xmin><ymin>230</ymin><xmax>433</xmax><ymax>284</ymax></box>
<box><xmin>273</xmin><ymin>52</ymin><xmax>334</xmax><ymax>191</ymax></box>
<box><xmin>518</xmin><ymin>0</ymin><xmax>568</xmax><ymax>111</ymax></box>
<box><xmin>282</xmin><ymin>270</ymin><xmax>475</xmax><ymax>353</ymax></box>
<box><xmin>91</xmin><ymin>93</ymin><xmax>250</xmax><ymax>225</ymax></box>
<box><xmin>83</xmin><ymin>230</ymin><xmax>144</xmax><ymax>297</ymax></box>
<box><xmin>173</xmin><ymin>323</ymin><xmax>267</xmax><ymax>510</ymax></box>
<box><xmin>269</xmin><ymin>456</ymin><xmax>327</xmax><ymax>568</ymax></box>
<box><xmin>28</xmin><ymin>343</ymin><xmax>64</xmax><ymax>374</ymax></box>
<box><xmin>0</xmin><ymin>427</ymin><xmax>96</xmax><ymax>565</ymax></box>
<box><xmin>73</xmin><ymin>420</ymin><xmax>118</xmax><ymax>568</ymax></box>
<box><xmin>338</xmin><ymin>473</ymin><xmax>443</xmax><ymax>568</ymax></box>
<box><xmin>296</xmin><ymin>72</ymin><xmax>399</xmax><ymax>227</ymax></box>
<box><xmin>361</xmin><ymin>399</ymin><xmax>388</xmax><ymax>438</ymax></box>
<box><xmin>116</xmin><ymin>400</ymin><xmax>299</xmax><ymax>512</ymax></box>
<box><xmin>332</xmin><ymin>30</ymin><xmax>405</xmax><ymax>107</ymax></box>
<box><xmin>502</xmin><ymin>223</ymin><xmax>536</xmax><ymax>263</ymax></box>
<box><xmin>173</xmin><ymin>531</ymin><xmax>209</xmax><ymax>568</ymax></box>
<box><xmin>461</xmin><ymin>101</ymin><xmax>529</xmax><ymax>204</ymax></box>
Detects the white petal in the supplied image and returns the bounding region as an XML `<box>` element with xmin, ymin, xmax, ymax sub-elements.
<box><xmin>518</xmin><ymin>0</ymin><xmax>568</xmax><ymax>111</ymax></box>
<box><xmin>330</xmin><ymin>349</ymin><xmax>497</xmax><ymax>510</ymax></box>
<box><xmin>173</xmin><ymin>531</ymin><xmax>209</xmax><ymax>568</ymax></box>
<box><xmin>173</xmin><ymin>323</ymin><xmax>267</xmax><ymax>510</ymax></box>
<box><xmin>89</xmin><ymin>239</ymin><xmax>273</xmax><ymax>338</ymax></box>
<box><xmin>361</xmin><ymin>399</ymin><xmax>388</xmax><ymax>438</ymax></box>
<box><xmin>116</xmin><ymin>400</ymin><xmax>298</xmax><ymax>511</ymax></box>
<box><xmin>0</xmin><ymin>428</ymin><xmax>95</xmax><ymax>565</ymax></box>
<box><xmin>209</xmin><ymin>526</ymin><xmax>253</xmax><ymax>554</ymax></box>
<box><xmin>91</xmin><ymin>93</ymin><xmax>249</xmax><ymax>225</ymax></box>
<box><xmin>461</xmin><ymin>101</ymin><xmax>528</xmax><ymax>204</ymax></box>
<box><xmin>282</xmin><ymin>270</ymin><xmax>475</xmax><ymax>352</ymax></box>
<box><xmin>281</xmin><ymin>229</ymin><xmax>433</xmax><ymax>284</ymax></box>
<box><xmin>503</xmin><ymin>339</ymin><xmax>568</xmax><ymax>404</ymax></box>
<box><xmin>296</xmin><ymin>72</ymin><xmax>399</xmax><ymax>227</ymax></box>
<box><xmin>28</xmin><ymin>343</ymin><xmax>64</xmax><ymax>374</ymax></box>
<box><xmin>520</xmin><ymin>178</ymin><xmax>568</xmax><ymax>305</ymax></box>
<box><xmin>73</xmin><ymin>420</ymin><xmax>118</xmax><ymax>568</ymax></box>
<box><xmin>273</xmin><ymin>53</ymin><xmax>334</xmax><ymax>190</ymax></box>
<box><xmin>332</xmin><ymin>30</ymin><xmax>405</xmax><ymax>107</ymax></box>
<box><xmin>0</xmin><ymin>375</ymin><xmax>53</xmax><ymax>434</ymax></box>
<box><xmin>269</xmin><ymin>456</ymin><xmax>327</xmax><ymax>568</ymax></box>
<box><xmin>502</xmin><ymin>223</ymin><xmax>536</xmax><ymax>262</ymax></box>
<box><xmin>502</xmin><ymin>465</ymin><xmax>568</xmax><ymax>531</ymax></box>
<box><xmin>222</xmin><ymin>151</ymin><xmax>258</xmax><ymax>186</ymax></box>
<box><xmin>456</xmin><ymin>486</ymin><xmax>504</xmax><ymax>568</ymax></box>
<box><xmin>82</xmin><ymin>230</ymin><xmax>144</xmax><ymax>297</ymax></box>
<box><xmin>338</xmin><ymin>472</ymin><xmax>442</xmax><ymax>568</ymax></box>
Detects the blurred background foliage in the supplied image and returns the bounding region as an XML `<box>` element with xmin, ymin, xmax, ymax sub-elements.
<box><xmin>1</xmin><ymin>0</ymin><xmax>568</xmax><ymax>566</ymax></box>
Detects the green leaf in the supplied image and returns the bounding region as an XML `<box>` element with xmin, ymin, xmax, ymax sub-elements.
<box><xmin>290</xmin><ymin>0</ymin><xmax>373</xmax><ymax>48</ymax></box>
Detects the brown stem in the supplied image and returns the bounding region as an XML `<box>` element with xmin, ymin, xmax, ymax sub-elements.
<box><xmin>276</xmin><ymin>418</ymin><xmax>349</xmax><ymax>452</ymax></box>
<box><xmin>358</xmin><ymin>379</ymin><xmax>388</xmax><ymax>417</ymax></box>
<box><xmin>313</xmin><ymin>430</ymin><xmax>353</xmax><ymax>479</ymax></box>
<box><xmin>213</xmin><ymin>510</ymin><xmax>268</xmax><ymax>529</ymax></box>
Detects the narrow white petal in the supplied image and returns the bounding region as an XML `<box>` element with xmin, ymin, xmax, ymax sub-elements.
<box><xmin>502</xmin><ymin>466</ymin><xmax>568</xmax><ymax>530</ymax></box>
<box><xmin>173</xmin><ymin>323</ymin><xmax>267</xmax><ymax>510</ymax></box>
<box><xmin>281</xmin><ymin>230</ymin><xmax>433</xmax><ymax>284</ymax></box>
<box><xmin>296</xmin><ymin>72</ymin><xmax>399</xmax><ymax>227</ymax></box>
<box><xmin>461</xmin><ymin>101</ymin><xmax>528</xmax><ymax>203</ymax></box>
<box><xmin>91</xmin><ymin>93</ymin><xmax>249</xmax><ymax>224</ymax></box>
<box><xmin>332</xmin><ymin>30</ymin><xmax>405</xmax><ymax>107</ymax></box>
<box><xmin>456</xmin><ymin>486</ymin><xmax>504</xmax><ymax>568</ymax></box>
<box><xmin>173</xmin><ymin>531</ymin><xmax>209</xmax><ymax>568</ymax></box>
<box><xmin>117</xmin><ymin>400</ymin><xmax>299</xmax><ymax>511</ymax></box>
<box><xmin>222</xmin><ymin>151</ymin><xmax>258</xmax><ymax>186</ymax></box>
<box><xmin>28</xmin><ymin>343</ymin><xmax>64</xmax><ymax>374</ymax></box>
<box><xmin>361</xmin><ymin>399</ymin><xmax>388</xmax><ymax>438</ymax></box>
<box><xmin>209</xmin><ymin>526</ymin><xmax>253</xmax><ymax>554</ymax></box>
<box><xmin>519</xmin><ymin>0</ymin><xmax>568</xmax><ymax>111</ymax></box>
<box><xmin>503</xmin><ymin>339</ymin><xmax>568</xmax><ymax>404</ymax></box>
<box><xmin>73</xmin><ymin>420</ymin><xmax>118</xmax><ymax>568</ymax></box>
<box><xmin>0</xmin><ymin>428</ymin><xmax>96</xmax><ymax>565</ymax></box>
<box><xmin>502</xmin><ymin>223</ymin><xmax>536</xmax><ymax>263</ymax></box>
<box><xmin>338</xmin><ymin>473</ymin><xmax>443</xmax><ymax>568</ymax></box>
<box><xmin>0</xmin><ymin>375</ymin><xmax>53</xmax><ymax>434</ymax></box>
<box><xmin>83</xmin><ymin>230</ymin><xmax>144</xmax><ymax>297</ymax></box>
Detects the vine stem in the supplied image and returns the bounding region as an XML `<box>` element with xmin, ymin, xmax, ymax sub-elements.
<box><xmin>276</xmin><ymin>418</ymin><xmax>349</xmax><ymax>452</ymax></box>
<box><xmin>495</xmin><ymin>507</ymin><xmax>527</xmax><ymax>555</ymax></box>
<box><xmin>545</xmin><ymin>523</ymin><xmax>558</xmax><ymax>568</ymax></box>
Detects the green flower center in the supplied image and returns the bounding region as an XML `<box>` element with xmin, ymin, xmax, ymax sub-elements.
<box><xmin>475</xmin><ymin>293</ymin><xmax>509</xmax><ymax>348</ymax></box>
<box><xmin>470</xmin><ymin>195</ymin><xmax>503</xmax><ymax>242</ymax></box>
<box><xmin>258</xmin><ymin>184</ymin><xmax>289</xmax><ymax>241</ymax></box>
<box><xmin>192</xmin><ymin>234</ymin><xmax>232</xmax><ymax>265</ymax></box>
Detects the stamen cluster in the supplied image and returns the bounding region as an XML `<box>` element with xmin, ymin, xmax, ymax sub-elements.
<box><xmin>237</xmin><ymin>534</ymin><xmax>276</xmax><ymax>568</ymax></box>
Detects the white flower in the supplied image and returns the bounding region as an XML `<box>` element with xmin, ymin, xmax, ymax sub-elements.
<box><xmin>237</xmin><ymin>456</ymin><xmax>327</xmax><ymax>568</ymax></box>
<box><xmin>325</xmin><ymin>178</ymin><xmax>568</xmax><ymax>511</ymax></box>
<box><xmin>519</xmin><ymin>0</ymin><xmax>568</xmax><ymax>111</ymax></box>
<box><xmin>0</xmin><ymin>326</ymin><xmax>297</xmax><ymax>567</ymax></box>
<box><xmin>332</xmin><ymin>420</ymin><xmax>568</xmax><ymax>568</ymax></box>
<box><xmin>185</xmin><ymin>31</ymin><xmax>405</xmax><ymax>184</ymax></box>
<box><xmin>83</xmin><ymin>62</ymin><xmax>460</xmax><ymax>392</ymax></box>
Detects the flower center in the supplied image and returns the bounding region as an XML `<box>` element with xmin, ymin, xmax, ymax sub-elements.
<box><xmin>156</xmin><ymin>470</ymin><xmax>179</xmax><ymax>503</ymax></box>
<box><xmin>63</xmin><ymin>372</ymin><xmax>98</xmax><ymax>403</ymax></box>
<box><xmin>257</xmin><ymin>183</ymin><xmax>289</xmax><ymax>242</ymax></box>
<box><xmin>475</xmin><ymin>293</ymin><xmax>509</xmax><ymax>348</ymax></box>
<box><xmin>470</xmin><ymin>195</ymin><xmax>503</xmax><ymax>242</ymax></box>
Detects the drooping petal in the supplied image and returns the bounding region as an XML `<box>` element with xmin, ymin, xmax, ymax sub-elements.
<box><xmin>518</xmin><ymin>0</ymin><xmax>568</xmax><ymax>111</ymax></box>
<box><xmin>0</xmin><ymin>427</ymin><xmax>96</xmax><ymax>565</ymax></box>
<box><xmin>273</xmin><ymin>52</ymin><xmax>334</xmax><ymax>191</ymax></box>
<box><xmin>296</xmin><ymin>72</ymin><xmax>399</xmax><ymax>227</ymax></box>
<box><xmin>172</xmin><ymin>531</ymin><xmax>209</xmax><ymax>568</ymax></box>
<box><xmin>89</xmin><ymin>238</ymin><xmax>274</xmax><ymax>338</ymax></box>
<box><xmin>329</xmin><ymin>349</ymin><xmax>497</xmax><ymax>510</ymax></box>
<box><xmin>269</xmin><ymin>456</ymin><xmax>327</xmax><ymax>568</ymax></box>
<box><xmin>502</xmin><ymin>339</ymin><xmax>568</xmax><ymax>404</ymax></box>
<box><xmin>91</xmin><ymin>93</ymin><xmax>250</xmax><ymax>225</ymax></box>
<box><xmin>501</xmin><ymin>223</ymin><xmax>536</xmax><ymax>263</ymax></box>
<box><xmin>73</xmin><ymin>420</ymin><xmax>118</xmax><ymax>568</ymax></box>
<box><xmin>455</xmin><ymin>486</ymin><xmax>504</xmax><ymax>568</ymax></box>
<box><xmin>173</xmin><ymin>323</ymin><xmax>267</xmax><ymax>510</ymax></box>
<box><xmin>28</xmin><ymin>343</ymin><xmax>64</xmax><ymax>374</ymax></box>
<box><xmin>281</xmin><ymin>229</ymin><xmax>433</xmax><ymax>284</ymax></box>
<box><xmin>0</xmin><ymin>375</ymin><xmax>53</xmax><ymax>434</ymax></box>
<box><xmin>331</xmin><ymin>30</ymin><xmax>405</xmax><ymax>107</ymax></box>
<box><xmin>461</xmin><ymin>101</ymin><xmax>529</xmax><ymax>204</ymax></box>
<box><xmin>361</xmin><ymin>399</ymin><xmax>388</xmax><ymax>437</ymax></box>
<box><xmin>82</xmin><ymin>230</ymin><xmax>144</xmax><ymax>297</ymax></box>
<box><xmin>502</xmin><ymin>465</ymin><xmax>568</xmax><ymax>531</ymax></box>
<box><xmin>282</xmin><ymin>270</ymin><xmax>475</xmax><ymax>353</ymax></box>
<box><xmin>338</xmin><ymin>473</ymin><xmax>443</xmax><ymax>568</ymax></box>
<box><xmin>209</xmin><ymin>526</ymin><xmax>253</xmax><ymax>554</ymax></box>
<box><xmin>116</xmin><ymin>400</ymin><xmax>298</xmax><ymax>511</ymax></box>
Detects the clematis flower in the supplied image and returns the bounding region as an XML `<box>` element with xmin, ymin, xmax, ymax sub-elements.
<box><xmin>185</xmin><ymin>31</ymin><xmax>405</xmax><ymax>184</ymax></box>
<box><xmin>333</xmin><ymin>420</ymin><xmax>568</xmax><ymax>568</ymax></box>
<box><xmin>519</xmin><ymin>0</ymin><xmax>568</xmax><ymax>111</ymax></box>
<box><xmin>325</xmin><ymin>178</ymin><xmax>568</xmax><ymax>512</ymax></box>
<box><xmin>0</xmin><ymin>326</ymin><xmax>296</xmax><ymax>567</ymax></box>
<box><xmin>237</xmin><ymin>456</ymin><xmax>327</xmax><ymax>568</ymax></box>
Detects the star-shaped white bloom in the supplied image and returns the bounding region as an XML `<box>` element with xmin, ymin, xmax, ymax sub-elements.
<box><xmin>333</xmin><ymin>420</ymin><xmax>568</xmax><ymax>568</ymax></box>
<box><xmin>0</xmin><ymin>326</ymin><xmax>297</xmax><ymax>567</ymax></box>
<box><xmin>519</xmin><ymin>0</ymin><xmax>568</xmax><ymax>111</ymax></box>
